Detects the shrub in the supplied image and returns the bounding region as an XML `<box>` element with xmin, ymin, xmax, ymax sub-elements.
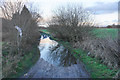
<box><xmin>48</xmin><ymin>5</ymin><xmax>94</xmax><ymax>43</ymax></box>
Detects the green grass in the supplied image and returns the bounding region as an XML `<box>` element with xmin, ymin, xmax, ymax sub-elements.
<box><xmin>72</xmin><ymin>49</ymin><xmax>118</xmax><ymax>78</ymax></box>
<box><xmin>11</xmin><ymin>46</ymin><xmax>39</xmax><ymax>78</ymax></box>
<box><xmin>92</xmin><ymin>28</ymin><xmax>118</xmax><ymax>38</ymax></box>
<box><xmin>39</xmin><ymin>29</ymin><xmax>49</xmax><ymax>34</ymax></box>
<box><xmin>14</xmin><ymin>47</ymin><xmax>39</xmax><ymax>78</ymax></box>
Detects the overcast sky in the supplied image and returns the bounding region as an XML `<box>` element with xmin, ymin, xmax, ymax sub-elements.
<box><xmin>2</xmin><ymin>0</ymin><xmax>119</xmax><ymax>27</ymax></box>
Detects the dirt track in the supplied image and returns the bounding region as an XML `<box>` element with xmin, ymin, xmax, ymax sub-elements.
<box><xmin>22</xmin><ymin>58</ymin><xmax>90</xmax><ymax>78</ymax></box>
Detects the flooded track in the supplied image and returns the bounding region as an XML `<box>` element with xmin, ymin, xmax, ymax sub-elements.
<box><xmin>21</xmin><ymin>35</ymin><xmax>90</xmax><ymax>78</ymax></box>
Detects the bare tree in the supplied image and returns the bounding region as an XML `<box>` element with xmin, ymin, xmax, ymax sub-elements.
<box><xmin>52</xmin><ymin>5</ymin><xmax>94</xmax><ymax>27</ymax></box>
<box><xmin>0</xmin><ymin>0</ymin><xmax>25</xmax><ymax>19</ymax></box>
<box><xmin>31</xmin><ymin>12</ymin><xmax>43</xmax><ymax>23</ymax></box>
<box><xmin>48</xmin><ymin>5</ymin><xmax>94</xmax><ymax>43</ymax></box>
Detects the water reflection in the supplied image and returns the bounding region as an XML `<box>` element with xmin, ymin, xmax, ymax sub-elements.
<box><xmin>39</xmin><ymin>35</ymin><xmax>77</xmax><ymax>67</ymax></box>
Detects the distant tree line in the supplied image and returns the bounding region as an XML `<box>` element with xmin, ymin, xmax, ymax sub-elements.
<box><xmin>107</xmin><ymin>24</ymin><xmax>120</xmax><ymax>28</ymax></box>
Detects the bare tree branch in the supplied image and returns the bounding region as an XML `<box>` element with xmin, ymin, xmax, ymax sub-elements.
<box><xmin>0</xmin><ymin>0</ymin><xmax>24</xmax><ymax>19</ymax></box>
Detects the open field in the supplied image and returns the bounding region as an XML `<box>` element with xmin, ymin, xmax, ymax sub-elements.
<box><xmin>93</xmin><ymin>28</ymin><xmax>118</xmax><ymax>38</ymax></box>
<box><xmin>40</xmin><ymin>28</ymin><xmax>119</xmax><ymax>39</ymax></box>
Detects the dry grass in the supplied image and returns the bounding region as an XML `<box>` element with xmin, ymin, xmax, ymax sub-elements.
<box><xmin>74</xmin><ymin>37</ymin><xmax>120</xmax><ymax>69</ymax></box>
<box><xmin>2</xmin><ymin>42</ymin><xmax>21</xmax><ymax>77</ymax></box>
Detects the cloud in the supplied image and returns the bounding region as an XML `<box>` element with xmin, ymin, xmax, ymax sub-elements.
<box><xmin>95</xmin><ymin>12</ymin><xmax>118</xmax><ymax>26</ymax></box>
<box><xmin>86</xmin><ymin>2</ymin><xmax>118</xmax><ymax>15</ymax></box>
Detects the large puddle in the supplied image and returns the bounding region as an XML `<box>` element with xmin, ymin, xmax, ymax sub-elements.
<box><xmin>38</xmin><ymin>35</ymin><xmax>77</xmax><ymax>67</ymax></box>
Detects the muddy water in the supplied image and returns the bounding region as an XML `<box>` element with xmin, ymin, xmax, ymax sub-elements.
<box><xmin>39</xmin><ymin>35</ymin><xmax>77</xmax><ymax>67</ymax></box>
<box><xmin>21</xmin><ymin>35</ymin><xmax>90</xmax><ymax>78</ymax></box>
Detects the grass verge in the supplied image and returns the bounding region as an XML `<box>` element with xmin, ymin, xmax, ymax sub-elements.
<box><xmin>39</xmin><ymin>29</ymin><xmax>50</xmax><ymax>34</ymax></box>
<box><xmin>11</xmin><ymin>46</ymin><xmax>39</xmax><ymax>78</ymax></box>
<box><xmin>60</xmin><ymin>41</ymin><xmax>118</xmax><ymax>78</ymax></box>
<box><xmin>73</xmin><ymin>49</ymin><xmax>118</xmax><ymax>78</ymax></box>
<box><xmin>59</xmin><ymin>41</ymin><xmax>118</xmax><ymax>78</ymax></box>
<box><xmin>2</xmin><ymin>43</ymin><xmax>40</xmax><ymax>78</ymax></box>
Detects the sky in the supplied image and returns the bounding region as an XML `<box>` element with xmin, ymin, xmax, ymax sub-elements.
<box><xmin>1</xmin><ymin>0</ymin><xmax>119</xmax><ymax>27</ymax></box>
<box><xmin>29</xmin><ymin>0</ymin><xmax>118</xmax><ymax>27</ymax></box>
